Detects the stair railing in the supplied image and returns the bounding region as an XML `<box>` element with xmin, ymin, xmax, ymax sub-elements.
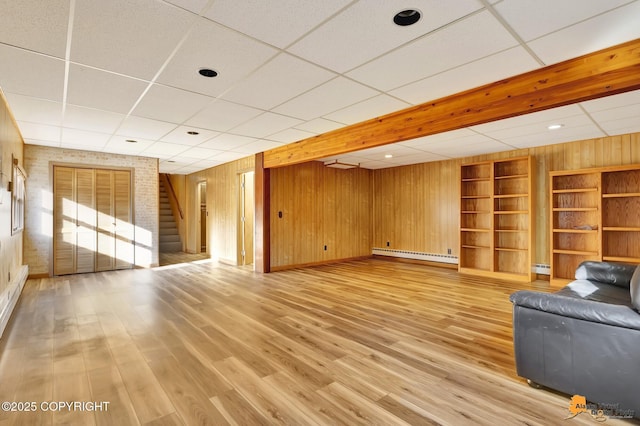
<box><xmin>160</xmin><ymin>173</ymin><xmax>184</xmax><ymax>220</ymax></box>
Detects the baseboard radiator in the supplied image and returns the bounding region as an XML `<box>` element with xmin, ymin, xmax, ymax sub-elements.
<box><xmin>0</xmin><ymin>265</ymin><xmax>29</xmax><ymax>339</ymax></box>
<box><xmin>372</xmin><ymin>248</ymin><xmax>458</xmax><ymax>265</ymax></box>
<box><xmin>373</xmin><ymin>248</ymin><xmax>551</xmax><ymax>275</ymax></box>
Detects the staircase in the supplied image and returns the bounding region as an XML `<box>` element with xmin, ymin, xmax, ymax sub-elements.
<box><xmin>159</xmin><ymin>177</ymin><xmax>182</xmax><ymax>253</ymax></box>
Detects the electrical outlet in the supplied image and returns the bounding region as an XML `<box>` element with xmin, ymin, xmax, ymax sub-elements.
<box><xmin>324</xmin><ymin>245</ymin><xmax>327</xmax><ymax>251</ymax></box>
<box><xmin>447</xmin><ymin>248</ymin><xmax>452</xmax><ymax>255</ymax></box>
<box><xmin>386</xmin><ymin>241</ymin><xmax>390</xmax><ymax>247</ymax></box>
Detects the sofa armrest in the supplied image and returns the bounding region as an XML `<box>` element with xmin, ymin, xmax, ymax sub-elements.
<box><xmin>575</xmin><ymin>261</ymin><xmax>637</xmax><ymax>288</ymax></box>
<box><xmin>510</xmin><ymin>290</ymin><xmax>640</xmax><ymax>330</ymax></box>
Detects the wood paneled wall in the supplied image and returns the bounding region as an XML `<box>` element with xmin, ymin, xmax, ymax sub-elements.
<box><xmin>270</xmin><ymin>161</ymin><xmax>372</xmax><ymax>269</ymax></box>
<box><xmin>0</xmin><ymin>89</ymin><xmax>26</xmax><ymax>337</ymax></box>
<box><xmin>373</xmin><ymin>160</ymin><xmax>460</xmax><ymax>255</ymax></box>
<box><xmin>373</xmin><ymin>132</ymin><xmax>640</xmax><ymax>266</ymax></box>
<box><xmin>184</xmin><ymin>156</ymin><xmax>255</xmax><ymax>263</ymax></box>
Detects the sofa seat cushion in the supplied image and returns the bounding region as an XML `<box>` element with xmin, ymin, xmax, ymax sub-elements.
<box><xmin>510</xmin><ymin>286</ymin><xmax>640</xmax><ymax>330</ymax></box>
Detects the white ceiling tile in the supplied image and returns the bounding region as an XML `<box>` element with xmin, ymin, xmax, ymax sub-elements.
<box><xmin>267</xmin><ymin>128</ymin><xmax>316</xmax><ymax>144</ymax></box>
<box><xmin>133</xmin><ymin>84</ymin><xmax>214</xmax><ymax>124</ymax></box>
<box><xmin>164</xmin><ymin>0</ymin><xmax>210</xmax><ymax>14</ymax></box>
<box><xmin>231</xmin><ymin>112</ymin><xmax>303</xmax><ymax>138</ymax></box>
<box><xmin>4</xmin><ymin>94</ymin><xmax>63</xmax><ymax>126</ymax></box>
<box><xmin>0</xmin><ymin>0</ymin><xmax>70</xmax><ymax>58</ymax></box>
<box><xmin>273</xmin><ymin>77</ymin><xmax>379</xmax><ymax>121</ymax></box>
<box><xmin>474</xmin><ymin>111</ymin><xmax>594</xmax><ymax>141</ymax></box>
<box><xmin>347</xmin><ymin>10</ymin><xmax>518</xmax><ymax>91</ymax></box>
<box><xmin>142</xmin><ymin>141</ymin><xmax>190</xmax><ymax>159</ymax></box>
<box><xmin>205</xmin><ymin>0</ymin><xmax>352</xmax><ymax>48</ymax></box>
<box><xmin>117</xmin><ymin>116</ymin><xmax>177</xmax><ymax>140</ymax></box>
<box><xmin>198</xmin><ymin>134</ymin><xmax>257</xmax><ymax>151</ymax></box>
<box><xmin>289</xmin><ymin>0</ymin><xmax>482</xmax><ymax>73</ymax></box>
<box><xmin>175</xmin><ymin>146</ymin><xmax>223</xmax><ymax>159</ymax></box>
<box><xmin>63</xmin><ymin>105</ymin><xmax>125</xmax><ymax>134</ymax></box>
<box><xmin>61</xmin><ymin>128</ymin><xmax>111</xmax><ymax>149</ymax></box>
<box><xmin>16</xmin><ymin>121</ymin><xmax>60</xmax><ymax>143</ymax></box>
<box><xmin>103</xmin><ymin>136</ymin><xmax>155</xmax><ymax>155</ymax></box>
<box><xmin>358</xmin><ymin>160</ymin><xmax>392</xmax><ymax>169</ymax></box>
<box><xmin>211</xmin><ymin>151</ymin><xmax>251</xmax><ymax>162</ymax></box>
<box><xmin>390</xmin><ymin>46</ymin><xmax>540</xmax><ymax>105</ymax></box>
<box><xmin>159</xmin><ymin>162</ymin><xmax>184</xmax><ymax>173</ymax></box>
<box><xmin>233</xmin><ymin>140</ymin><xmax>284</xmax><ymax>154</ymax></box>
<box><xmin>393</xmin><ymin>152</ymin><xmax>449</xmax><ymax>163</ymax></box>
<box><xmin>23</xmin><ymin>138</ymin><xmax>60</xmax><ymax>148</ymax></box>
<box><xmin>0</xmin><ymin>45</ymin><xmax>65</xmax><ymax>101</ymax></box>
<box><xmin>527</xmin><ymin>1</ymin><xmax>640</xmax><ymax>65</ymax></box>
<box><xmin>581</xmin><ymin>89</ymin><xmax>640</xmax><ymax>112</ymax></box>
<box><xmin>221</xmin><ymin>53</ymin><xmax>336</xmax><ymax>110</ymax></box>
<box><xmin>174</xmin><ymin>165</ymin><xmax>203</xmax><ymax>174</ymax></box>
<box><xmin>190</xmin><ymin>158</ymin><xmax>225</xmax><ymax>169</ymax></box>
<box><xmin>157</xmin><ymin>18</ymin><xmax>278</xmax><ymax>97</ymax></box>
<box><xmin>324</xmin><ymin>94</ymin><xmax>410</xmax><ymax>125</ymax></box>
<box><xmin>67</xmin><ymin>64</ymin><xmax>148</xmax><ymax>114</ymax></box>
<box><xmin>397</xmin><ymin>128</ymin><xmax>479</xmax><ymax>149</ymax></box>
<box><xmin>355</xmin><ymin>144</ymin><xmax>425</xmax><ymax>158</ymax></box>
<box><xmin>502</xmin><ymin>125</ymin><xmax>605</xmax><ymax>148</ymax></box>
<box><xmin>495</xmin><ymin>0</ymin><xmax>631</xmax><ymax>42</ymax></box>
<box><xmin>160</xmin><ymin>126</ymin><xmax>220</xmax><ymax>146</ymax></box>
<box><xmin>598</xmin><ymin>118</ymin><xmax>640</xmax><ymax>136</ymax></box>
<box><xmin>589</xmin><ymin>103</ymin><xmax>640</xmax><ymax>124</ymax></box>
<box><xmin>71</xmin><ymin>0</ymin><xmax>195</xmax><ymax>79</ymax></box>
<box><xmin>470</xmin><ymin>104</ymin><xmax>585</xmax><ymax>134</ymax></box>
<box><xmin>185</xmin><ymin>100</ymin><xmax>263</xmax><ymax>131</ymax></box>
<box><xmin>432</xmin><ymin>140</ymin><xmax>515</xmax><ymax>156</ymax></box>
<box><xmin>294</xmin><ymin>118</ymin><xmax>344</xmax><ymax>134</ymax></box>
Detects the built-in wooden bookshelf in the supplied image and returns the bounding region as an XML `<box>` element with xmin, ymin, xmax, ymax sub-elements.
<box><xmin>550</xmin><ymin>165</ymin><xmax>640</xmax><ymax>284</ymax></box>
<box><xmin>460</xmin><ymin>156</ymin><xmax>534</xmax><ymax>282</ymax></box>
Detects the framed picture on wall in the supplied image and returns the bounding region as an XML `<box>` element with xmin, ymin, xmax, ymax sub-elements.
<box><xmin>11</xmin><ymin>155</ymin><xmax>25</xmax><ymax>234</ymax></box>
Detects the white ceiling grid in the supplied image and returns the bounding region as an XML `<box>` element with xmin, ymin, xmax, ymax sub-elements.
<box><xmin>0</xmin><ymin>0</ymin><xmax>638</xmax><ymax>173</ymax></box>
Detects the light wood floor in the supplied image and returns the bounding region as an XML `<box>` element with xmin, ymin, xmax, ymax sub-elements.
<box><xmin>0</xmin><ymin>258</ymin><xmax>636</xmax><ymax>425</ymax></box>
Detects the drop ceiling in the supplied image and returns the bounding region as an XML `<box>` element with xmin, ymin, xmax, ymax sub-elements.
<box><xmin>1</xmin><ymin>0</ymin><xmax>639</xmax><ymax>174</ymax></box>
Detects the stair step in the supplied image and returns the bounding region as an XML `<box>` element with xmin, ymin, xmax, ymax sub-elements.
<box><xmin>160</xmin><ymin>234</ymin><xmax>181</xmax><ymax>243</ymax></box>
<box><xmin>159</xmin><ymin>241</ymin><xmax>182</xmax><ymax>253</ymax></box>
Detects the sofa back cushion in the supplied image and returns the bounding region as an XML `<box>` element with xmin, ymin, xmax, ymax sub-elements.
<box><xmin>631</xmin><ymin>266</ymin><xmax>640</xmax><ymax>312</ymax></box>
<box><xmin>575</xmin><ymin>261</ymin><xmax>637</xmax><ymax>288</ymax></box>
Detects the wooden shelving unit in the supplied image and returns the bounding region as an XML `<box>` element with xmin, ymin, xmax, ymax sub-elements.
<box><xmin>550</xmin><ymin>165</ymin><xmax>640</xmax><ymax>284</ymax></box>
<box><xmin>459</xmin><ymin>156</ymin><xmax>534</xmax><ymax>282</ymax></box>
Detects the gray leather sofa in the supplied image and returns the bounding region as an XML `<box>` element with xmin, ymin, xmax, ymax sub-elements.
<box><xmin>510</xmin><ymin>261</ymin><xmax>640</xmax><ymax>418</ymax></box>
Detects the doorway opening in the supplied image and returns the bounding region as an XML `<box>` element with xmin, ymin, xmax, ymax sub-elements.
<box><xmin>238</xmin><ymin>172</ymin><xmax>254</xmax><ymax>266</ymax></box>
<box><xmin>197</xmin><ymin>181</ymin><xmax>207</xmax><ymax>253</ymax></box>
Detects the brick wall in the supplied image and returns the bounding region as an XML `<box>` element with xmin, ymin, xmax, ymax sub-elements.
<box><xmin>24</xmin><ymin>146</ymin><xmax>159</xmax><ymax>275</ymax></box>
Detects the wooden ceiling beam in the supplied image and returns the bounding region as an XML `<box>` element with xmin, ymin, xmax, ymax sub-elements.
<box><xmin>263</xmin><ymin>38</ymin><xmax>640</xmax><ymax>168</ymax></box>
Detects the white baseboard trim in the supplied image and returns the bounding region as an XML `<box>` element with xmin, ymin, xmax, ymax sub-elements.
<box><xmin>372</xmin><ymin>248</ymin><xmax>458</xmax><ymax>265</ymax></box>
<box><xmin>0</xmin><ymin>265</ymin><xmax>29</xmax><ymax>339</ymax></box>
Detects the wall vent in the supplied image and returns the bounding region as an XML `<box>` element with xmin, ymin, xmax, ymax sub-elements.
<box><xmin>372</xmin><ymin>248</ymin><xmax>458</xmax><ymax>265</ymax></box>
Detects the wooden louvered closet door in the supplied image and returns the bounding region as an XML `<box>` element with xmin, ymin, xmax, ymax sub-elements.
<box><xmin>54</xmin><ymin>166</ymin><xmax>133</xmax><ymax>275</ymax></box>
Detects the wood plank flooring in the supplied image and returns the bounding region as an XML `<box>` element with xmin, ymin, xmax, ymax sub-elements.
<box><xmin>0</xmin><ymin>258</ymin><xmax>636</xmax><ymax>425</ymax></box>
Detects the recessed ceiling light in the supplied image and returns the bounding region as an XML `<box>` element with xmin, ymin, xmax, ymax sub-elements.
<box><xmin>198</xmin><ymin>68</ymin><xmax>218</xmax><ymax>78</ymax></box>
<box><xmin>394</xmin><ymin>9</ymin><xmax>421</xmax><ymax>26</ymax></box>
<box><xmin>125</xmin><ymin>139</ymin><xmax>137</xmax><ymax>143</ymax></box>
<box><xmin>167</xmin><ymin>160</ymin><xmax>176</xmax><ymax>163</ymax></box>
<box><xmin>385</xmin><ymin>154</ymin><xmax>393</xmax><ymax>159</ymax></box>
<box><xmin>547</xmin><ymin>124</ymin><xmax>564</xmax><ymax>130</ymax></box>
<box><xmin>187</xmin><ymin>131</ymin><xmax>199</xmax><ymax>135</ymax></box>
